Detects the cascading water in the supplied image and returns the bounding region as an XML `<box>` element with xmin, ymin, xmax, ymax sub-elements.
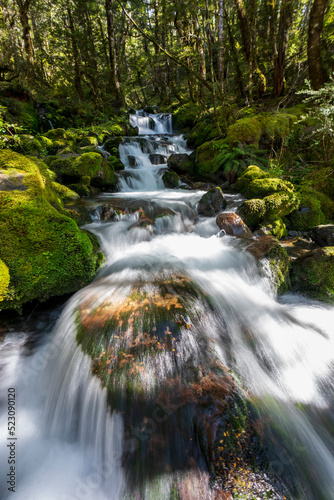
<box><xmin>1</xmin><ymin>110</ymin><xmax>334</xmax><ymax>500</ymax></box>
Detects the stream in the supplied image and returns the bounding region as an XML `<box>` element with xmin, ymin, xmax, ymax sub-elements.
<box><xmin>0</xmin><ymin>111</ymin><xmax>334</xmax><ymax>500</ymax></box>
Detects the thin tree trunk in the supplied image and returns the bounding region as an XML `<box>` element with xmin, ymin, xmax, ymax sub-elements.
<box><xmin>273</xmin><ymin>0</ymin><xmax>294</xmax><ymax>99</ymax></box>
<box><xmin>307</xmin><ymin>0</ymin><xmax>329</xmax><ymax>90</ymax></box>
<box><xmin>224</xmin><ymin>6</ymin><xmax>245</xmax><ymax>97</ymax></box>
<box><xmin>16</xmin><ymin>0</ymin><xmax>34</xmax><ymax>70</ymax></box>
<box><xmin>217</xmin><ymin>0</ymin><xmax>224</xmax><ymax>92</ymax></box>
<box><xmin>105</xmin><ymin>0</ymin><xmax>124</xmax><ymax>107</ymax></box>
<box><xmin>67</xmin><ymin>8</ymin><xmax>84</xmax><ymax>99</ymax></box>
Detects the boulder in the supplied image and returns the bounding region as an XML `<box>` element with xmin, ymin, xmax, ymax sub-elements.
<box><xmin>0</xmin><ymin>259</ymin><xmax>10</xmax><ymax>302</ymax></box>
<box><xmin>291</xmin><ymin>247</ymin><xmax>334</xmax><ymax>302</ymax></box>
<box><xmin>0</xmin><ymin>150</ymin><xmax>101</xmax><ymax>311</ymax></box>
<box><xmin>286</xmin><ymin>187</ymin><xmax>326</xmax><ymax>231</ymax></box>
<box><xmin>162</xmin><ymin>171</ymin><xmax>179</xmax><ymax>188</ymax></box>
<box><xmin>149</xmin><ymin>154</ymin><xmax>167</xmax><ymax>165</ymax></box>
<box><xmin>197</xmin><ymin>187</ymin><xmax>227</xmax><ymax>217</ymax></box>
<box><xmin>103</xmin><ymin>136</ymin><xmax>123</xmax><ymax>154</ymax></box>
<box><xmin>245</xmin><ymin>178</ymin><xmax>294</xmax><ymax>199</ymax></box>
<box><xmin>311</xmin><ymin>225</ymin><xmax>334</xmax><ymax>247</ymax></box>
<box><xmin>235</xmin><ymin>165</ymin><xmax>268</xmax><ymax>194</ymax></box>
<box><xmin>216</xmin><ymin>212</ymin><xmax>252</xmax><ymax>238</ymax></box>
<box><xmin>246</xmin><ymin>236</ymin><xmax>291</xmax><ymax>294</ymax></box>
<box><xmin>167</xmin><ymin>153</ymin><xmax>194</xmax><ymax>176</ymax></box>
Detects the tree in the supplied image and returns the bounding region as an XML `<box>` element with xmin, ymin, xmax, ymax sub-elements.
<box><xmin>307</xmin><ymin>0</ymin><xmax>329</xmax><ymax>90</ymax></box>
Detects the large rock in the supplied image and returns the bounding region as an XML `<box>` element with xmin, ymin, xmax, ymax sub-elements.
<box><xmin>149</xmin><ymin>154</ymin><xmax>167</xmax><ymax>165</ymax></box>
<box><xmin>167</xmin><ymin>153</ymin><xmax>194</xmax><ymax>176</ymax></box>
<box><xmin>216</xmin><ymin>212</ymin><xmax>252</xmax><ymax>238</ymax></box>
<box><xmin>48</xmin><ymin>152</ymin><xmax>117</xmax><ymax>189</ymax></box>
<box><xmin>291</xmin><ymin>247</ymin><xmax>334</xmax><ymax>302</ymax></box>
<box><xmin>246</xmin><ymin>236</ymin><xmax>291</xmax><ymax>294</ymax></box>
<box><xmin>311</xmin><ymin>225</ymin><xmax>334</xmax><ymax>247</ymax></box>
<box><xmin>0</xmin><ymin>259</ymin><xmax>10</xmax><ymax>302</ymax></box>
<box><xmin>287</xmin><ymin>187</ymin><xmax>326</xmax><ymax>231</ymax></box>
<box><xmin>0</xmin><ymin>150</ymin><xmax>101</xmax><ymax>311</ymax></box>
<box><xmin>235</xmin><ymin>165</ymin><xmax>269</xmax><ymax>193</ymax></box>
<box><xmin>103</xmin><ymin>136</ymin><xmax>123</xmax><ymax>155</ymax></box>
<box><xmin>162</xmin><ymin>171</ymin><xmax>179</xmax><ymax>188</ymax></box>
<box><xmin>197</xmin><ymin>187</ymin><xmax>227</xmax><ymax>216</ymax></box>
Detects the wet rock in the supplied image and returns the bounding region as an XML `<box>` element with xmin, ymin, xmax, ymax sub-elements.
<box><xmin>280</xmin><ymin>237</ymin><xmax>317</xmax><ymax>259</ymax></box>
<box><xmin>0</xmin><ymin>172</ymin><xmax>27</xmax><ymax>191</ymax></box>
<box><xmin>162</xmin><ymin>171</ymin><xmax>179</xmax><ymax>188</ymax></box>
<box><xmin>167</xmin><ymin>153</ymin><xmax>195</xmax><ymax>176</ymax></box>
<box><xmin>127</xmin><ymin>155</ymin><xmax>137</xmax><ymax>167</ymax></box>
<box><xmin>291</xmin><ymin>247</ymin><xmax>334</xmax><ymax>302</ymax></box>
<box><xmin>103</xmin><ymin>136</ymin><xmax>123</xmax><ymax>154</ymax></box>
<box><xmin>216</xmin><ymin>212</ymin><xmax>252</xmax><ymax>239</ymax></box>
<box><xmin>246</xmin><ymin>236</ymin><xmax>291</xmax><ymax>294</ymax></box>
<box><xmin>198</xmin><ymin>187</ymin><xmax>227</xmax><ymax>217</ymax></box>
<box><xmin>191</xmin><ymin>181</ymin><xmax>215</xmax><ymax>190</ymax></box>
<box><xmin>149</xmin><ymin>154</ymin><xmax>167</xmax><ymax>165</ymax></box>
<box><xmin>311</xmin><ymin>225</ymin><xmax>334</xmax><ymax>247</ymax></box>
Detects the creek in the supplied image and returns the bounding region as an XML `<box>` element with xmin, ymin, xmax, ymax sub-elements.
<box><xmin>0</xmin><ymin>111</ymin><xmax>334</xmax><ymax>500</ymax></box>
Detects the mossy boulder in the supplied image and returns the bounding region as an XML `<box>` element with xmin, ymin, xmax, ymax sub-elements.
<box><xmin>245</xmin><ymin>178</ymin><xmax>294</xmax><ymax>199</ymax></box>
<box><xmin>258</xmin><ymin>219</ymin><xmax>287</xmax><ymax>239</ymax></box>
<box><xmin>79</xmin><ymin>136</ymin><xmax>98</xmax><ymax>147</ymax></box>
<box><xmin>197</xmin><ymin>187</ymin><xmax>227</xmax><ymax>216</ymax></box>
<box><xmin>107</xmin><ymin>155</ymin><xmax>124</xmax><ymax>171</ymax></box>
<box><xmin>227</xmin><ymin>113</ymin><xmax>295</xmax><ymax>148</ymax></box>
<box><xmin>0</xmin><ymin>150</ymin><xmax>101</xmax><ymax>311</ymax></box>
<box><xmin>235</xmin><ymin>165</ymin><xmax>269</xmax><ymax>193</ymax></box>
<box><xmin>44</xmin><ymin>128</ymin><xmax>68</xmax><ymax>141</ymax></box>
<box><xmin>290</xmin><ymin>247</ymin><xmax>334</xmax><ymax>302</ymax></box>
<box><xmin>195</xmin><ymin>139</ymin><xmax>226</xmax><ymax>179</ymax></box>
<box><xmin>173</xmin><ymin>103</ymin><xmax>200</xmax><ymax>132</ymax></box>
<box><xmin>286</xmin><ymin>186</ymin><xmax>327</xmax><ymax>231</ymax></box>
<box><xmin>103</xmin><ymin>136</ymin><xmax>123</xmax><ymax>155</ymax></box>
<box><xmin>162</xmin><ymin>171</ymin><xmax>179</xmax><ymax>188</ymax></box>
<box><xmin>311</xmin><ymin>225</ymin><xmax>334</xmax><ymax>247</ymax></box>
<box><xmin>51</xmin><ymin>181</ymin><xmax>80</xmax><ymax>200</ymax></box>
<box><xmin>49</xmin><ymin>152</ymin><xmax>117</xmax><ymax>189</ymax></box>
<box><xmin>0</xmin><ymin>259</ymin><xmax>10</xmax><ymax>301</ymax></box>
<box><xmin>186</xmin><ymin>120</ymin><xmax>219</xmax><ymax>149</ymax></box>
<box><xmin>167</xmin><ymin>153</ymin><xmax>194</xmax><ymax>176</ymax></box>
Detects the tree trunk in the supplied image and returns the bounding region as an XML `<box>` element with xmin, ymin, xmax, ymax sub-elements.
<box><xmin>67</xmin><ymin>8</ymin><xmax>84</xmax><ymax>99</ymax></box>
<box><xmin>16</xmin><ymin>0</ymin><xmax>34</xmax><ymax>69</ymax></box>
<box><xmin>217</xmin><ymin>0</ymin><xmax>224</xmax><ymax>92</ymax></box>
<box><xmin>105</xmin><ymin>0</ymin><xmax>124</xmax><ymax>107</ymax></box>
<box><xmin>224</xmin><ymin>6</ymin><xmax>245</xmax><ymax>97</ymax></box>
<box><xmin>273</xmin><ymin>0</ymin><xmax>294</xmax><ymax>99</ymax></box>
<box><xmin>307</xmin><ymin>0</ymin><xmax>329</xmax><ymax>90</ymax></box>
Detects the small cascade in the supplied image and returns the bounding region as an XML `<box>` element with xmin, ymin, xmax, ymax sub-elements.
<box><xmin>118</xmin><ymin>111</ymin><xmax>188</xmax><ymax>191</ymax></box>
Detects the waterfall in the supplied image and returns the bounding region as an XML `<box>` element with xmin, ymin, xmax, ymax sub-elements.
<box><xmin>1</xmin><ymin>108</ymin><xmax>334</xmax><ymax>499</ymax></box>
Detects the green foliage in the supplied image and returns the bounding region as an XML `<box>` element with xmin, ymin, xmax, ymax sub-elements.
<box><xmin>0</xmin><ymin>259</ymin><xmax>10</xmax><ymax>301</ymax></box>
<box><xmin>213</xmin><ymin>143</ymin><xmax>269</xmax><ymax>180</ymax></box>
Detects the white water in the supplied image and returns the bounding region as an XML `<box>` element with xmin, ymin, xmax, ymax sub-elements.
<box><xmin>1</xmin><ymin>111</ymin><xmax>334</xmax><ymax>499</ymax></box>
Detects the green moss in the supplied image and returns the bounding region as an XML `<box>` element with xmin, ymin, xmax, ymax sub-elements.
<box><xmin>51</xmin><ymin>182</ymin><xmax>79</xmax><ymax>200</ymax></box>
<box><xmin>260</xmin><ymin>219</ymin><xmax>287</xmax><ymax>239</ymax></box>
<box><xmin>173</xmin><ymin>103</ymin><xmax>200</xmax><ymax>131</ymax></box>
<box><xmin>306</xmin><ymin>167</ymin><xmax>334</xmax><ymax>200</ymax></box>
<box><xmin>0</xmin><ymin>150</ymin><xmax>100</xmax><ymax>311</ymax></box>
<box><xmin>227</xmin><ymin>113</ymin><xmax>296</xmax><ymax>148</ymax></box>
<box><xmin>235</xmin><ymin>165</ymin><xmax>269</xmax><ymax>193</ymax></box>
<box><xmin>186</xmin><ymin>121</ymin><xmax>219</xmax><ymax>149</ymax></box>
<box><xmin>245</xmin><ymin>178</ymin><xmax>294</xmax><ymax>199</ymax></box>
<box><xmin>195</xmin><ymin>139</ymin><xmax>226</xmax><ymax>177</ymax></box>
<box><xmin>238</xmin><ymin>199</ymin><xmax>266</xmax><ymax>228</ymax></box>
<box><xmin>79</xmin><ymin>136</ymin><xmax>98</xmax><ymax>147</ymax></box>
<box><xmin>162</xmin><ymin>171</ymin><xmax>179</xmax><ymax>188</ymax></box>
<box><xmin>264</xmin><ymin>191</ymin><xmax>300</xmax><ymax>219</ymax></box>
<box><xmin>287</xmin><ymin>186</ymin><xmax>326</xmax><ymax>231</ymax></box>
<box><xmin>67</xmin><ymin>184</ymin><xmax>91</xmax><ymax>197</ymax></box>
<box><xmin>291</xmin><ymin>247</ymin><xmax>334</xmax><ymax>302</ymax></box>
<box><xmin>0</xmin><ymin>259</ymin><xmax>10</xmax><ymax>301</ymax></box>
<box><xmin>107</xmin><ymin>155</ymin><xmax>124</xmax><ymax>171</ymax></box>
<box><xmin>264</xmin><ymin>244</ymin><xmax>291</xmax><ymax>294</ymax></box>
<box><xmin>44</xmin><ymin>128</ymin><xmax>68</xmax><ymax>141</ymax></box>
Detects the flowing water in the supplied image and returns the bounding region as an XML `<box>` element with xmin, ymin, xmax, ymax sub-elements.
<box><xmin>1</xmin><ymin>111</ymin><xmax>334</xmax><ymax>500</ymax></box>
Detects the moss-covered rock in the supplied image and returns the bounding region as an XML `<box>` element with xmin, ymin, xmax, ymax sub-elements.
<box><xmin>290</xmin><ymin>247</ymin><xmax>334</xmax><ymax>302</ymax></box>
<box><xmin>107</xmin><ymin>155</ymin><xmax>124</xmax><ymax>171</ymax></box>
<box><xmin>259</xmin><ymin>219</ymin><xmax>287</xmax><ymax>239</ymax></box>
<box><xmin>51</xmin><ymin>181</ymin><xmax>80</xmax><ymax>200</ymax></box>
<box><xmin>0</xmin><ymin>150</ymin><xmax>100</xmax><ymax>311</ymax></box>
<box><xmin>186</xmin><ymin>120</ymin><xmax>219</xmax><ymax>149</ymax></box>
<box><xmin>286</xmin><ymin>186</ymin><xmax>327</xmax><ymax>231</ymax></box>
<box><xmin>238</xmin><ymin>199</ymin><xmax>266</xmax><ymax>229</ymax></box>
<box><xmin>103</xmin><ymin>136</ymin><xmax>123</xmax><ymax>155</ymax></box>
<box><xmin>265</xmin><ymin>243</ymin><xmax>291</xmax><ymax>294</ymax></box>
<box><xmin>162</xmin><ymin>171</ymin><xmax>179</xmax><ymax>188</ymax></box>
<box><xmin>79</xmin><ymin>136</ymin><xmax>98</xmax><ymax>147</ymax></box>
<box><xmin>172</xmin><ymin>103</ymin><xmax>200</xmax><ymax>131</ymax></box>
<box><xmin>195</xmin><ymin>139</ymin><xmax>226</xmax><ymax>178</ymax></box>
<box><xmin>49</xmin><ymin>152</ymin><xmax>117</xmax><ymax>189</ymax></box>
<box><xmin>245</xmin><ymin>178</ymin><xmax>294</xmax><ymax>199</ymax></box>
<box><xmin>235</xmin><ymin>165</ymin><xmax>269</xmax><ymax>193</ymax></box>
<box><xmin>44</xmin><ymin>128</ymin><xmax>68</xmax><ymax>141</ymax></box>
<box><xmin>0</xmin><ymin>259</ymin><xmax>10</xmax><ymax>301</ymax></box>
<box><xmin>227</xmin><ymin>113</ymin><xmax>296</xmax><ymax>148</ymax></box>
<box><xmin>197</xmin><ymin>187</ymin><xmax>227</xmax><ymax>216</ymax></box>
<box><xmin>167</xmin><ymin>153</ymin><xmax>194</xmax><ymax>176</ymax></box>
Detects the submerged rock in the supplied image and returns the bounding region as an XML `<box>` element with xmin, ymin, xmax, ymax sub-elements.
<box><xmin>216</xmin><ymin>212</ymin><xmax>252</xmax><ymax>239</ymax></box>
<box><xmin>291</xmin><ymin>247</ymin><xmax>334</xmax><ymax>302</ymax></box>
<box><xmin>162</xmin><ymin>171</ymin><xmax>179</xmax><ymax>188</ymax></box>
<box><xmin>198</xmin><ymin>187</ymin><xmax>227</xmax><ymax>217</ymax></box>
